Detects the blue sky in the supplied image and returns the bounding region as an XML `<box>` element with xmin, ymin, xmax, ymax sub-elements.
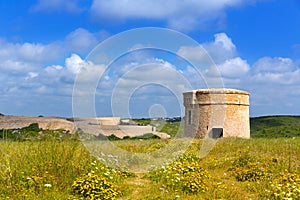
<box><xmin>0</xmin><ymin>0</ymin><xmax>300</xmax><ymax>118</ymax></box>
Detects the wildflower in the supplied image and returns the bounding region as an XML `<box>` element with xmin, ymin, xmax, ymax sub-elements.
<box><xmin>175</xmin><ymin>195</ymin><xmax>180</xmax><ymax>198</ymax></box>
<box><xmin>44</xmin><ymin>184</ymin><xmax>52</xmax><ymax>188</ymax></box>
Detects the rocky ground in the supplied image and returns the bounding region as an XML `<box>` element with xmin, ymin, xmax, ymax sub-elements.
<box><xmin>0</xmin><ymin>116</ymin><xmax>74</xmax><ymax>132</ymax></box>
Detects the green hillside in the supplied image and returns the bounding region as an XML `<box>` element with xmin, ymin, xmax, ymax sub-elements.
<box><xmin>250</xmin><ymin>115</ymin><xmax>300</xmax><ymax>138</ymax></box>
<box><xmin>132</xmin><ymin>116</ymin><xmax>300</xmax><ymax>138</ymax></box>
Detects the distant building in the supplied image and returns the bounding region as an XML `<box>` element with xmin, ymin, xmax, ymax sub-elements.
<box><xmin>183</xmin><ymin>88</ymin><xmax>250</xmax><ymax>138</ymax></box>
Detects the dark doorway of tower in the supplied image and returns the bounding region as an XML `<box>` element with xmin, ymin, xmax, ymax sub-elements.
<box><xmin>209</xmin><ymin>127</ymin><xmax>223</xmax><ymax>139</ymax></box>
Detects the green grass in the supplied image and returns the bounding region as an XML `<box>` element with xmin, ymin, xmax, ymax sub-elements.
<box><xmin>131</xmin><ymin>118</ymin><xmax>182</xmax><ymax>138</ymax></box>
<box><xmin>251</xmin><ymin>115</ymin><xmax>300</xmax><ymax>138</ymax></box>
<box><xmin>0</xmin><ymin>137</ymin><xmax>299</xmax><ymax>199</ymax></box>
<box><xmin>0</xmin><ymin>116</ymin><xmax>300</xmax><ymax>199</ymax></box>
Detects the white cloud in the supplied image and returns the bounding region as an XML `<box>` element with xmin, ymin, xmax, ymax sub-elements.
<box><xmin>66</xmin><ymin>54</ymin><xmax>85</xmax><ymax>74</ymax></box>
<box><xmin>177</xmin><ymin>33</ymin><xmax>300</xmax><ymax>116</ymax></box>
<box><xmin>0</xmin><ymin>60</ymin><xmax>33</xmax><ymax>73</ymax></box>
<box><xmin>25</xmin><ymin>72</ymin><xmax>39</xmax><ymax>80</ymax></box>
<box><xmin>0</xmin><ymin>28</ymin><xmax>105</xmax><ymax>76</ymax></box>
<box><xmin>177</xmin><ymin>46</ymin><xmax>209</xmax><ymax>64</ymax></box>
<box><xmin>2</xmin><ymin>26</ymin><xmax>300</xmax><ymax>117</ymax></box>
<box><xmin>30</xmin><ymin>0</ymin><xmax>84</xmax><ymax>13</ymax></box>
<box><xmin>110</xmin><ymin>59</ymin><xmax>192</xmax><ymax>117</ymax></box>
<box><xmin>176</xmin><ymin>33</ymin><xmax>241</xmax><ymax>87</ymax></box>
<box><xmin>1</xmin><ymin>52</ymin><xmax>95</xmax><ymax>101</ymax></box>
<box><xmin>202</xmin><ymin>33</ymin><xmax>237</xmax><ymax>64</ymax></box>
<box><xmin>0</xmin><ymin>39</ymin><xmax>63</xmax><ymax>71</ymax></box>
<box><xmin>0</xmin><ymin>29</ymin><xmax>106</xmax><ymax>102</ymax></box>
<box><xmin>45</xmin><ymin>65</ymin><xmax>63</xmax><ymax>74</ymax></box>
<box><xmin>217</xmin><ymin>57</ymin><xmax>250</xmax><ymax>78</ymax></box>
<box><xmin>177</xmin><ymin>33</ymin><xmax>237</xmax><ymax>65</ymax></box>
<box><xmin>252</xmin><ymin>57</ymin><xmax>295</xmax><ymax>73</ymax></box>
<box><xmin>0</xmin><ymin>28</ymin><xmax>107</xmax><ymax>116</ymax></box>
<box><xmin>214</xmin><ymin>33</ymin><xmax>236</xmax><ymax>51</ymax></box>
<box><xmin>90</xmin><ymin>0</ymin><xmax>256</xmax><ymax>31</ymax></box>
<box><xmin>251</xmin><ymin>57</ymin><xmax>300</xmax><ymax>85</ymax></box>
<box><xmin>65</xmin><ymin>28</ymin><xmax>110</xmax><ymax>54</ymax></box>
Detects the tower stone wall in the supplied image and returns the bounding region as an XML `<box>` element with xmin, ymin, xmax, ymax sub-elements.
<box><xmin>183</xmin><ymin>88</ymin><xmax>250</xmax><ymax>138</ymax></box>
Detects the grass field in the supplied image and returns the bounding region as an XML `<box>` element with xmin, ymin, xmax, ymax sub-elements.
<box><xmin>0</xmin><ymin>137</ymin><xmax>299</xmax><ymax>199</ymax></box>
<box><xmin>0</xmin><ymin>116</ymin><xmax>300</xmax><ymax>199</ymax></box>
<box><xmin>251</xmin><ymin>116</ymin><xmax>300</xmax><ymax>138</ymax></box>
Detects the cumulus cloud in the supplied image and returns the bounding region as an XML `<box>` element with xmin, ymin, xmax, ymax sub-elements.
<box><xmin>1</xmin><ymin>51</ymin><xmax>96</xmax><ymax>101</ymax></box>
<box><xmin>0</xmin><ymin>28</ymin><xmax>105</xmax><ymax>76</ymax></box>
<box><xmin>177</xmin><ymin>46</ymin><xmax>210</xmax><ymax>64</ymax></box>
<box><xmin>65</xmin><ymin>28</ymin><xmax>110</xmax><ymax>54</ymax></box>
<box><xmin>0</xmin><ymin>39</ymin><xmax>62</xmax><ymax>65</ymax></box>
<box><xmin>66</xmin><ymin>54</ymin><xmax>85</xmax><ymax>74</ymax></box>
<box><xmin>116</xmin><ymin>59</ymin><xmax>189</xmax><ymax>89</ymax></box>
<box><xmin>2</xmin><ymin>27</ymin><xmax>300</xmax><ymax>117</ymax></box>
<box><xmin>251</xmin><ymin>57</ymin><xmax>300</xmax><ymax>85</ymax></box>
<box><xmin>214</xmin><ymin>33</ymin><xmax>236</xmax><ymax>51</ymax></box>
<box><xmin>177</xmin><ymin>33</ymin><xmax>237</xmax><ymax>65</ymax></box>
<box><xmin>45</xmin><ymin>65</ymin><xmax>63</xmax><ymax>74</ymax></box>
<box><xmin>202</xmin><ymin>33</ymin><xmax>237</xmax><ymax>64</ymax></box>
<box><xmin>30</xmin><ymin>0</ymin><xmax>85</xmax><ymax>13</ymax></box>
<box><xmin>0</xmin><ymin>28</ymin><xmax>106</xmax><ymax>101</ymax></box>
<box><xmin>90</xmin><ymin>0</ymin><xmax>256</xmax><ymax>31</ymax></box>
<box><xmin>177</xmin><ymin>33</ymin><xmax>243</xmax><ymax>87</ymax></box>
<box><xmin>25</xmin><ymin>72</ymin><xmax>39</xmax><ymax>80</ymax></box>
<box><xmin>252</xmin><ymin>57</ymin><xmax>295</xmax><ymax>73</ymax></box>
<box><xmin>217</xmin><ymin>57</ymin><xmax>250</xmax><ymax>78</ymax></box>
<box><xmin>176</xmin><ymin>32</ymin><xmax>300</xmax><ymax>116</ymax></box>
<box><xmin>110</xmin><ymin>59</ymin><xmax>192</xmax><ymax>117</ymax></box>
<box><xmin>0</xmin><ymin>27</ymin><xmax>107</xmax><ymax>116</ymax></box>
<box><xmin>0</xmin><ymin>60</ymin><xmax>33</xmax><ymax>74</ymax></box>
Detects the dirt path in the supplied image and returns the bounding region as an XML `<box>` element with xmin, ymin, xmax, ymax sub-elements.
<box><xmin>120</xmin><ymin>173</ymin><xmax>151</xmax><ymax>200</ymax></box>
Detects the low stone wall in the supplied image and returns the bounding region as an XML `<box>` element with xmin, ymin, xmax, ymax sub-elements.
<box><xmin>118</xmin><ymin>125</ymin><xmax>155</xmax><ymax>137</ymax></box>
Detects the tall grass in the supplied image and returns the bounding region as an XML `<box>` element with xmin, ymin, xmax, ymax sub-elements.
<box><xmin>0</xmin><ymin>139</ymin><xmax>92</xmax><ymax>199</ymax></box>
<box><xmin>0</xmin><ymin>137</ymin><xmax>299</xmax><ymax>199</ymax></box>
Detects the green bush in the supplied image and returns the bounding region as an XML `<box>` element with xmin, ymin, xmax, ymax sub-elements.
<box><xmin>147</xmin><ymin>155</ymin><xmax>210</xmax><ymax>193</ymax></box>
<box><xmin>233</xmin><ymin>163</ymin><xmax>266</xmax><ymax>182</ymax></box>
<box><xmin>72</xmin><ymin>173</ymin><xmax>120</xmax><ymax>199</ymax></box>
<box><xmin>232</xmin><ymin>152</ymin><xmax>254</xmax><ymax>168</ymax></box>
<box><xmin>230</xmin><ymin>152</ymin><xmax>266</xmax><ymax>182</ymax></box>
<box><xmin>263</xmin><ymin>171</ymin><xmax>300</xmax><ymax>199</ymax></box>
<box><xmin>0</xmin><ymin>124</ymin><xmax>78</xmax><ymax>141</ymax></box>
<box><xmin>21</xmin><ymin>123</ymin><xmax>40</xmax><ymax>132</ymax></box>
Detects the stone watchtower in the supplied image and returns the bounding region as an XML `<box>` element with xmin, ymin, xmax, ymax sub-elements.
<box><xmin>183</xmin><ymin>88</ymin><xmax>250</xmax><ymax>138</ymax></box>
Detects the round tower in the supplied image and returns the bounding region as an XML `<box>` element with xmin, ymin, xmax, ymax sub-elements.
<box><xmin>183</xmin><ymin>88</ymin><xmax>250</xmax><ymax>138</ymax></box>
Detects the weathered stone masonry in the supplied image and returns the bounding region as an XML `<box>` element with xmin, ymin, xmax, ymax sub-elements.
<box><xmin>183</xmin><ymin>88</ymin><xmax>250</xmax><ymax>138</ymax></box>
